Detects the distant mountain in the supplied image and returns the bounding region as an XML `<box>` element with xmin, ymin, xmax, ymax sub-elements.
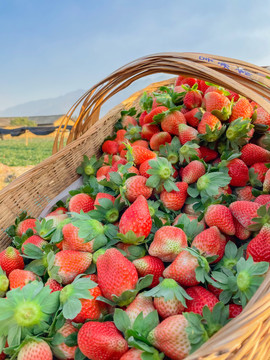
<box><xmin>0</xmin><ymin>90</ymin><xmax>86</xmax><ymax>117</ymax></box>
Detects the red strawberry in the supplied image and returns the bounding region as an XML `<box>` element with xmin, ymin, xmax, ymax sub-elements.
<box><xmin>181</xmin><ymin>160</ymin><xmax>205</xmax><ymax>184</ymax></box>
<box><xmin>263</xmin><ymin>169</ymin><xmax>270</xmax><ymax>192</ymax></box>
<box><xmin>235</xmin><ymin>186</ymin><xmax>255</xmax><ymax>202</ymax></box>
<box><xmin>229</xmin><ymin>304</ymin><xmax>243</xmax><ymax>318</ymax></box>
<box><xmin>119</xmin><ymin>195</ymin><xmax>152</xmax><ymax>239</ymax></box>
<box><xmin>139</xmin><ymin>110</ymin><xmax>148</xmax><ymax>126</ymax></box>
<box><xmin>0</xmin><ymin>247</ymin><xmax>24</xmax><ymax>275</ymax></box>
<box><xmin>149</xmin><ymin>226</ymin><xmax>187</xmax><ymax>262</ymax></box>
<box><xmin>150</xmin><ymin>132</ymin><xmax>171</xmax><ymax>150</ymax></box>
<box><xmin>205</xmin><ymin>205</ymin><xmax>235</xmax><ymax>235</ymax></box>
<box><xmin>141</xmin><ymin>124</ymin><xmax>160</xmax><ymax>140</ymax></box>
<box><xmin>255</xmin><ymin>194</ymin><xmax>270</xmax><ymax>205</ymax></box>
<box><xmin>51</xmin><ymin>250</ymin><xmax>92</xmax><ymax>285</ymax></box>
<box><xmin>192</xmin><ymin>226</ymin><xmax>226</xmax><ymax>262</ymax></box>
<box><xmin>161</xmin><ymin>111</ymin><xmax>186</xmax><ymax>135</ymax></box>
<box><xmin>125</xmin><ymin>293</ymin><xmax>155</xmax><ymax>324</ymax></box>
<box><xmin>78</xmin><ymin>321</ymin><xmax>128</xmax><ymax>360</ymax></box>
<box><xmin>21</xmin><ymin>235</ymin><xmax>47</xmax><ymax>254</ymax></box>
<box><xmin>175</xmin><ymin>75</ymin><xmax>186</xmax><ymax>86</ymax></box>
<box><xmin>227</xmin><ymin>90</ymin><xmax>240</xmax><ymax>102</ymax></box>
<box><xmin>47</xmin><ymin>207</ymin><xmax>67</xmax><ymax>216</ymax></box>
<box><xmin>148</xmin><ymin>314</ymin><xmax>190</xmax><ymax>360</ymax></box>
<box><xmin>73</xmin><ymin>279</ymin><xmax>108</xmax><ymax>323</ymax></box>
<box><xmin>180</xmin><ymin>77</ymin><xmax>197</xmax><ymax>87</ymax></box>
<box><xmin>120</xmin><ymin>349</ymin><xmax>143</xmax><ymax>360</ymax></box>
<box><xmin>133</xmin><ymin>255</ymin><xmax>165</xmax><ymax>288</ymax></box>
<box><xmin>122</xmin><ymin>115</ymin><xmax>137</xmax><ymax>128</ymax></box>
<box><xmin>178</xmin><ymin>124</ymin><xmax>198</xmax><ymax>145</ymax></box>
<box><xmin>17</xmin><ymin>339</ymin><xmax>53</xmax><ymax>360</ymax></box>
<box><xmin>129</xmin><ymin>145</ymin><xmax>156</xmax><ymax>165</ymax></box>
<box><xmin>163</xmin><ymin>250</ymin><xmax>201</xmax><ymax>287</ymax></box>
<box><xmin>229</xmin><ymin>201</ymin><xmax>260</xmax><ymax>229</ymax></box>
<box><xmin>227</xmin><ymin>158</ymin><xmax>249</xmax><ymax>187</ymax></box>
<box><xmin>97</xmin><ymin>248</ymin><xmax>138</xmax><ymax>302</ymax></box>
<box><xmin>9</xmin><ymin>269</ymin><xmax>40</xmax><ymax>289</ymax></box>
<box><xmin>233</xmin><ymin>217</ymin><xmax>251</xmax><ymax>240</ymax></box>
<box><xmin>229</xmin><ymin>97</ymin><xmax>253</xmax><ymax>122</ymax></box>
<box><xmin>185</xmin><ymin>286</ymin><xmax>219</xmax><ymax>315</ymax></box>
<box><xmin>96</xmin><ymin>165</ymin><xmax>111</xmax><ymax>180</ymax></box>
<box><xmin>199</xmin><ymin>146</ymin><xmax>218</xmax><ymax>162</ymax></box>
<box><xmin>198</xmin><ymin>80</ymin><xmax>210</xmax><ymax>94</ymax></box>
<box><xmin>144</xmin><ymin>106</ymin><xmax>168</xmax><ymax>124</ymax></box>
<box><xmin>45</xmin><ymin>278</ymin><xmax>63</xmax><ymax>293</ymax></box>
<box><xmin>116</xmin><ymin>129</ymin><xmax>127</xmax><ymax>143</ymax></box>
<box><xmin>102</xmin><ymin>140</ymin><xmax>119</xmax><ymax>155</ymax></box>
<box><xmin>253</xmin><ymin>106</ymin><xmax>270</xmax><ymax>128</ymax></box>
<box><xmin>69</xmin><ymin>193</ymin><xmax>94</xmax><ymax>213</ymax></box>
<box><xmin>204</xmin><ymin>92</ymin><xmax>232</xmax><ymax>120</ymax></box>
<box><xmin>160</xmin><ymin>182</ymin><xmax>188</xmax><ymax>211</ymax></box>
<box><xmin>52</xmin><ymin>321</ymin><xmax>78</xmax><ymax>360</ymax></box>
<box><xmin>139</xmin><ymin>159</ymin><xmax>152</xmax><ymax>178</ymax></box>
<box><xmin>17</xmin><ymin>218</ymin><xmax>37</xmax><ymax>236</ymax></box>
<box><xmin>246</xmin><ymin>223</ymin><xmax>270</xmax><ymax>262</ymax></box>
<box><xmin>94</xmin><ymin>192</ymin><xmax>115</xmax><ymax>208</ymax></box>
<box><xmin>184</xmin><ymin>108</ymin><xmax>201</xmax><ymax>128</ymax></box>
<box><xmin>240</xmin><ymin>144</ymin><xmax>270</xmax><ymax>166</ymax></box>
<box><xmin>62</xmin><ymin>223</ymin><xmax>94</xmax><ymax>252</ymax></box>
<box><xmin>183</xmin><ymin>88</ymin><xmax>202</xmax><ymax>109</ymax></box>
<box><xmin>250</xmin><ymin>162</ymin><xmax>269</xmax><ymax>182</ymax></box>
<box><xmin>197</xmin><ymin>112</ymin><xmax>222</xmax><ymax>141</ymax></box>
<box><xmin>204</xmin><ymin>86</ymin><xmax>225</xmax><ymax>95</ymax></box>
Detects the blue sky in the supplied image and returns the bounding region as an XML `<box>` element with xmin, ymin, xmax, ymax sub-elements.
<box><xmin>1</xmin><ymin>0</ymin><xmax>270</xmax><ymax>111</ymax></box>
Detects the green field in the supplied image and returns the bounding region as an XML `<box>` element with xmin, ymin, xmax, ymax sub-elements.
<box><xmin>0</xmin><ymin>138</ymin><xmax>55</xmax><ymax>166</ymax></box>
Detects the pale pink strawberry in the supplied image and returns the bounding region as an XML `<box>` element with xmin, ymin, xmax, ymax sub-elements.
<box><xmin>125</xmin><ymin>175</ymin><xmax>153</xmax><ymax>202</ymax></box>
<box><xmin>235</xmin><ymin>186</ymin><xmax>255</xmax><ymax>201</ymax></box>
<box><xmin>263</xmin><ymin>169</ymin><xmax>270</xmax><ymax>192</ymax></box>
<box><xmin>120</xmin><ymin>349</ymin><xmax>143</xmax><ymax>360</ymax></box>
<box><xmin>204</xmin><ymin>205</ymin><xmax>235</xmax><ymax>235</ymax></box>
<box><xmin>52</xmin><ymin>321</ymin><xmax>78</xmax><ymax>360</ymax></box>
<box><xmin>149</xmin><ymin>226</ymin><xmax>187</xmax><ymax>262</ymax></box>
<box><xmin>255</xmin><ymin>194</ymin><xmax>270</xmax><ymax>205</ymax></box>
<box><xmin>148</xmin><ymin>315</ymin><xmax>190</xmax><ymax>360</ymax></box>
<box><xmin>178</xmin><ymin>124</ymin><xmax>198</xmax><ymax>145</ymax></box>
<box><xmin>125</xmin><ymin>293</ymin><xmax>155</xmax><ymax>324</ymax></box>
<box><xmin>17</xmin><ymin>339</ymin><xmax>53</xmax><ymax>360</ymax></box>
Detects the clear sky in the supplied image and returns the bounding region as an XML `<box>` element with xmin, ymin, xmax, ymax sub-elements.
<box><xmin>1</xmin><ymin>0</ymin><xmax>270</xmax><ymax>111</ymax></box>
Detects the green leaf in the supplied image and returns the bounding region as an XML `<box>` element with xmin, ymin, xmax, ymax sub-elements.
<box><xmin>64</xmin><ymin>332</ymin><xmax>78</xmax><ymax>347</ymax></box>
<box><xmin>114</xmin><ymin>308</ymin><xmax>131</xmax><ymax>334</ymax></box>
<box><xmin>23</xmin><ymin>243</ymin><xmax>44</xmax><ymax>259</ymax></box>
<box><xmin>63</xmin><ymin>298</ymin><xmax>82</xmax><ymax>320</ymax></box>
<box><xmin>75</xmin><ymin>347</ymin><xmax>87</xmax><ymax>360</ymax></box>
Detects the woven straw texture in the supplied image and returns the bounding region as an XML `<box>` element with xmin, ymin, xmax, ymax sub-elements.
<box><xmin>0</xmin><ymin>53</ymin><xmax>270</xmax><ymax>359</ymax></box>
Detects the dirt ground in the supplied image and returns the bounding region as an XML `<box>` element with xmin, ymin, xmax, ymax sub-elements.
<box><xmin>0</xmin><ymin>163</ymin><xmax>34</xmax><ymax>190</ymax></box>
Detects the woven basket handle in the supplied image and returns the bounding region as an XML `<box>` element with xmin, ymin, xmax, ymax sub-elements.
<box><xmin>53</xmin><ymin>52</ymin><xmax>270</xmax><ymax>153</ymax></box>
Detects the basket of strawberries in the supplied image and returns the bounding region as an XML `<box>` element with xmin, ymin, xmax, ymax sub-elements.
<box><xmin>0</xmin><ymin>53</ymin><xmax>270</xmax><ymax>360</ymax></box>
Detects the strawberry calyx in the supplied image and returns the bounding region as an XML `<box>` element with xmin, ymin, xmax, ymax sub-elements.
<box><xmin>214</xmin><ymin>241</ymin><xmax>244</xmax><ymax>274</ymax></box>
<box><xmin>188</xmin><ymin>169</ymin><xmax>231</xmax><ymax>204</ymax></box>
<box><xmin>34</xmin><ymin>219</ymin><xmax>55</xmax><ymax>240</ymax></box>
<box><xmin>211</xmin><ymin>101</ymin><xmax>233</xmax><ymax>121</ymax></box>
<box><xmin>0</xmin><ymin>268</ymin><xmax>9</xmax><ymax>297</ymax></box>
<box><xmin>258</xmin><ymin>133</ymin><xmax>270</xmax><ymax>150</ymax></box>
<box><xmin>179</xmin><ymin>141</ymin><xmax>200</xmax><ymax>164</ymax></box>
<box><xmin>6</xmin><ymin>211</ymin><xmax>32</xmax><ymax>238</ymax></box>
<box><xmin>60</xmin><ymin>275</ymin><xmax>97</xmax><ymax>320</ymax></box>
<box><xmin>198</xmin><ymin>123</ymin><xmax>226</xmax><ymax>142</ymax></box>
<box><xmin>183</xmin><ymin>312</ymin><xmax>209</xmax><ymax>354</ymax></box>
<box><xmin>143</xmin><ymin>278</ymin><xmax>192</xmax><ymax>307</ymax></box>
<box><xmin>76</xmin><ymin>154</ymin><xmax>104</xmax><ymax>181</ymax></box>
<box><xmin>117</xmin><ymin>230</ymin><xmax>146</xmax><ymax>245</ymax></box>
<box><xmin>114</xmin><ymin>308</ymin><xmax>163</xmax><ymax>358</ymax></box>
<box><xmin>185</xmin><ymin>248</ymin><xmax>213</xmax><ymax>283</ymax></box>
<box><xmin>226</xmin><ymin>118</ymin><xmax>253</xmax><ymax>142</ymax></box>
<box><xmin>248</xmin><ymin>205</ymin><xmax>270</xmax><ymax>231</ymax></box>
<box><xmin>211</xmin><ymin>257</ymin><xmax>269</xmax><ymax>306</ymax></box>
<box><xmin>0</xmin><ymin>281</ymin><xmax>60</xmax><ymax>347</ymax></box>
<box><xmin>200</xmin><ymin>302</ymin><xmax>230</xmax><ymax>337</ymax></box>
<box><xmin>204</xmin><ymin>82</ymin><xmax>231</xmax><ymax>96</ymax></box>
<box><xmin>125</xmin><ymin>124</ymin><xmax>142</xmax><ymax>142</ymax></box>
<box><xmin>248</xmin><ymin>168</ymin><xmax>263</xmax><ymax>188</ymax></box>
<box><xmin>146</xmin><ymin>157</ymin><xmax>179</xmax><ymax>192</ymax></box>
<box><xmin>153</xmin><ymin>86</ymin><xmax>185</xmax><ymax>108</ymax></box>
<box><xmin>89</xmin><ymin>197</ymin><xmax>125</xmax><ymax>224</ymax></box>
<box><xmin>140</xmin><ymin>92</ymin><xmax>153</xmax><ymax>112</ymax></box>
<box><xmin>159</xmin><ymin>137</ymin><xmax>180</xmax><ymax>164</ymax></box>
<box><xmin>114</xmin><ymin>108</ymin><xmax>137</xmax><ymax>131</ymax></box>
<box><xmin>98</xmin><ymin>274</ymin><xmax>153</xmax><ymax>307</ymax></box>
<box><xmin>174</xmin><ymin>214</ymin><xmax>204</xmax><ymax>243</ymax></box>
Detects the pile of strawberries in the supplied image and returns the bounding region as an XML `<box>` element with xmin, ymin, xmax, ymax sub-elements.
<box><xmin>0</xmin><ymin>76</ymin><xmax>270</xmax><ymax>360</ymax></box>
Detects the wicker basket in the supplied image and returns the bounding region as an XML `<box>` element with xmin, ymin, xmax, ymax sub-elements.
<box><xmin>0</xmin><ymin>53</ymin><xmax>270</xmax><ymax>359</ymax></box>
